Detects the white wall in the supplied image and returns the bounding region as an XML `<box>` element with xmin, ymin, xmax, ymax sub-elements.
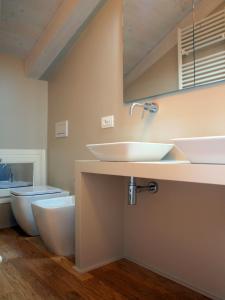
<box><xmin>0</xmin><ymin>54</ymin><xmax>48</xmax><ymax>149</ymax></box>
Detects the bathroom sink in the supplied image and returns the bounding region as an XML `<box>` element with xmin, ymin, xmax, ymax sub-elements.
<box><xmin>172</xmin><ymin>136</ymin><xmax>225</xmax><ymax>164</ymax></box>
<box><xmin>86</xmin><ymin>142</ymin><xmax>174</xmax><ymax>162</ymax></box>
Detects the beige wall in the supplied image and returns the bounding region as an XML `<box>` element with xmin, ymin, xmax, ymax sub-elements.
<box><xmin>48</xmin><ymin>0</ymin><xmax>225</xmax><ymax>298</ymax></box>
<box><xmin>124</xmin><ymin>178</ymin><xmax>225</xmax><ymax>300</ymax></box>
<box><xmin>0</xmin><ymin>54</ymin><xmax>48</xmax><ymax>149</ymax></box>
<box><xmin>48</xmin><ymin>0</ymin><xmax>123</xmax><ymax>191</ymax></box>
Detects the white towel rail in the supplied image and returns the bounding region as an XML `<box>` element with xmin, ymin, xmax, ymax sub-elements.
<box><xmin>178</xmin><ymin>7</ymin><xmax>225</xmax><ymax>89</ymax></box>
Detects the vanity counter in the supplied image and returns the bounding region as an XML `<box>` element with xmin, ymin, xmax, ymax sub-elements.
<box><xmin>75</xmin><ymin>160</ymin><xmax>225</xmax><ymax>186</ymax></box>
<box><xmin>74</xmin><ymin>160</ymin><xmax>225</xmax><ymax>274</ymax></box>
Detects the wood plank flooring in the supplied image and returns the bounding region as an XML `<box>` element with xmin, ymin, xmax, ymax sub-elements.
<box><xmin>0</xmin><ymin>227</ymin><xmax>210</xmax><ymax>300</ymax></box>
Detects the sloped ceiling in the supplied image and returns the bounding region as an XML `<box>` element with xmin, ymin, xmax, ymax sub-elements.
<box><xmin>0</xmin><ymin>0</ymin><xmax>105</xmax><ymax>79</ymax></box>
<box><xmin>0</xmin><ymin>0</ymin><xmax>64</xmax><ymax>58</ymax></box>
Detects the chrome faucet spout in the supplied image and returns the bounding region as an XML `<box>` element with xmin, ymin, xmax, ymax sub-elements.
<box><xmin>129</xmin><ymin>103</ymin><xmax>144</xmax><ymax>116</ymax></box>
<box><xmin>129</xmin><ymin>101</ymin><xmax>159</xmax><ymax>118</ymax></box>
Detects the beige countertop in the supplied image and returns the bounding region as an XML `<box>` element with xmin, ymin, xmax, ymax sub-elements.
<box><xmin>75</xmin><ymin>160</ymin><xmax>225</xmax><ymax>186</ymax></box>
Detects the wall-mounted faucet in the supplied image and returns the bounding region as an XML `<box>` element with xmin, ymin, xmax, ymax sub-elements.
<box><xmin>128</xmin><ymin>177</ymin><xmax>158</xmax><ymax>205</ymax></box>
<box><xmin>129</xmin><ymin>102</ymin><xmax>158</xmax><ymax>118</ymax></box>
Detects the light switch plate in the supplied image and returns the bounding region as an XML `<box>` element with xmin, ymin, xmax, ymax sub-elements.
<box><xmin>101</xmin><ymin>115</ymin><xmax>114</xmax><ymax>128</ymax></box>
<box><xmin>55</xmin><ymin>120</ymin><xmax>68</xmax><ymax>138</ymax></box>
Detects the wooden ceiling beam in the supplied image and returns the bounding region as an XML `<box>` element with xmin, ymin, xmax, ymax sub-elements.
<box><xmin>25</xmin><ymin>0</ymin><xmax>104</xmax><ymax>79</ymax></box>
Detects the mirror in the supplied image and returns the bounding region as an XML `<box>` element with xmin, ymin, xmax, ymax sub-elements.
<box><xmin>123</xmin><ymin>0</ymin><xmax>225</xmax><ymax>103</ymax></box>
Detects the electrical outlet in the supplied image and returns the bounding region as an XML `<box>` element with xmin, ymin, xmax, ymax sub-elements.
<box><xmin>101</xmin><ymin>115</ymin><xmax>114</xmax><ymax>128</ymax></box>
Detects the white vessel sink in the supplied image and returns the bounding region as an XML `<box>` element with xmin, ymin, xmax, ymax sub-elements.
<box><xmin>173</xmin><ymin>136</ymin><xmax>225</xmax><ymax>164</ymax></box>
<box><xmin>86</xmin><ymin>142</ymin><xmax>174</xmax><ymax>162</ymax></box>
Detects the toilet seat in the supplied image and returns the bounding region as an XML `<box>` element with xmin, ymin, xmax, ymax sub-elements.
<box><xmin>10</xmin><ymin>185</ymin><xmax>63</xmax><ymax>196</ymax></box>
<box><xmin>10</xmin><ymin>186</ymin><xmax>69</xmax><ymax>236</ymax></box>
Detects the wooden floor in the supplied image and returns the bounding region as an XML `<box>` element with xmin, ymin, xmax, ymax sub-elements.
<box><xmin>0</xmin><ymin>227</ymin><xmax>210</xmax><ymax>300</ymax></box>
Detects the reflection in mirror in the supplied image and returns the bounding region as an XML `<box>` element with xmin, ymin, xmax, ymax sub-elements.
<box><xmin>123</xmin><ymin>0</ymin><xmax>225</xmax><ymax>102</ymax></box>
<box><xmin>0</xmin><ymin>163</ymin><xmax>33</xmax><ymax>183</ymax></box>
<box><xmin>192</xmin><ymin>0</ymin><xmax>225</xmax><ymax>88</ymax></box>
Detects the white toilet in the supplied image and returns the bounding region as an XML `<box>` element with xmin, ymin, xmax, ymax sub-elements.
<box><xmin>32</xmin><ymin>196</ymin><xmax>75</xmax><ymax>256</ymax></box>
<box><xmin>10</xmin><ymin>186</ymin><xmax>69</xmax><ymax>236</ymax></box>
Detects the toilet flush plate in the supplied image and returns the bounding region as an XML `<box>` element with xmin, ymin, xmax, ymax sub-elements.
<box><xmin>55</xmin><ymin>120</ymin><xmax>68</xmax><ymax>138</ymax></box>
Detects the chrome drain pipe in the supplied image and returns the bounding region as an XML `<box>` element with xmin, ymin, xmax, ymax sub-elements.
<box><xmin>128</xmin><ymin>177</ymin><xmax>158</xmax><ymax>205</ymax></box>
<box><xmin>128</xmin><ymin>176</ymin><xmax>137</xmax><ymax>205</ymax></box>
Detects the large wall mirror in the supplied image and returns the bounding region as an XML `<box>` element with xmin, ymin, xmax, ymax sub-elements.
<box><xmin>123</xmin><ymin>0</ymin><xmax>225</xmax><ymax>103</ymax></box>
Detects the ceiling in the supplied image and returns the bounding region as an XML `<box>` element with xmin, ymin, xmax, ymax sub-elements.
<box><xmin>123</xmin><ymin>0</ymin><xmax>193</xmax><ymax>76</ymax></box>
<box><xmin>0</xmin><ymin>0</ymin><xmax>64</xmax><ymax>58</ymax></box>
<box><xmin>0</xmin><ymin>0</ymin><xmax>196</xmax><ymax>78</ymax></box>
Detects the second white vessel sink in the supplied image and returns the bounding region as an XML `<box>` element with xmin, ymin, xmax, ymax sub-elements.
<box><xmin>86</xmin><ymin>142</ymin><xmax>174</xmax><ymax>162</ymax></box>
<box><xmin>173</xmin><ymin>136</ymin><xmax>225</xmax><ymax>164</ymax></box>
